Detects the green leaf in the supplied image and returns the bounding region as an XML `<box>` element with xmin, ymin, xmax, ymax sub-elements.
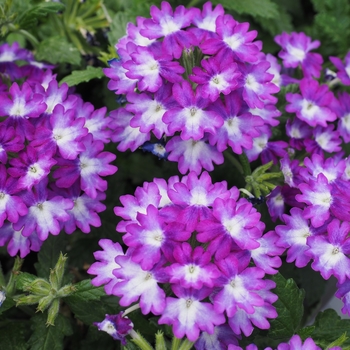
<box><xmin>267</xmin><ymin>273</ymin><xmax>304</xmax><ymax>340</ymax></box>
<box><xmin>28</xmin><ymin>313</ymin><xmax>73</xmax><ymax>350</ymax></box>
<box><xmin>0</xmin><ymin>321</ymin><xmax>30</xmax><ymax>350</ymax></box>
<box><xmin>0</xmin><ymin>296</ymin><xmax>15</xmax><ymax>315</ymax></box>
<box><xmin>17</xmin><ymin>2</ymin><xmax>65</xmax><ymax>29</ymax></box>
<box><xmin>306</xmin><ymin>309</ymin><xmax>350</xmax><ymax>347</ymax></box>
<box><xmin>59</xmin><ymin>66</ymin><xmax>104</xmax><ymax>87</ymax></box>
<box><xmin>34</xmin><ymin>234</ymin><xmax>67</xmax><ymax>278</ymax></box>
<box><xmin>107</xmin><ymin>11</ymin><xmax>133</xmax><ymax>46</ymax></box>
<box><xmin>66</xmin><ymin>279</ymin><xmax>105</xmax><ymax>302</ymax></box>
<box><xmin>35</xmin><ymin>36</ymin><xmax>81</xmax><ymax>65</ymax></box>
<box><xmin>213</xmin><ymin>0</ymin><xmax>279</xmax><ymax>19</ymax></box>
<box><xmin>64</xmin><ymin>296</ymin><xmax>120</xmax><ymax>325</ymax></box>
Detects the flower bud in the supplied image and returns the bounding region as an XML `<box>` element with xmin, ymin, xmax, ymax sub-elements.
<box><xmin>46</xmin><ymin>299</ymin><xmax>60</xmax><ymax>326</ymax></box>
<box><xmin>37</xmin><ymin>295</ymin><xmax>54</xmax><ymax>313</ymax></box>
<box><xmin>49</xmin><ymin>253</ymin><xmax>68</xmax><ymax>289</ymax></box>
<box><xmin>24</xmin><ymin>278</ymin><xmax>51</xmax><ymax>296</ymax></box>
<box><xmin>15</xmin><ymin>294</ymin><xmax>43</xmax><ymax>306</ymax></box>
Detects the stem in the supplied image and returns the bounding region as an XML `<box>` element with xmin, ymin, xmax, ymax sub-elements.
<box><xmin>224</xmin><ymin>152</ymin><xmax>243</xmax><ymax>174</ymax></box>
<box><xmin>179</xmin><ymin>338</ymin><xmax>194</xmax><ymax>350</ymax></box>
<box><xmin>238</xmin><ymin>153</ymin><xmax>251</xmax><ymax>176</ymax></box>
<box><xmin>6</xmin><ymin>256</ymin><xmax>23</xmax><ymax>296</ymax></box>
<box><xmin>171</xmin><ymin>336</ymin><xmax>182</xmax><ymax>350</ymax></box>
<box><xmin>122</xmin><ymin>303</ymin><xmax>140</xmax><ymax>316</ymax></box>
<box><xmin>130</xmin><ymin>330</ymin><xmax>154</xmax><ymax>350</ymax></box>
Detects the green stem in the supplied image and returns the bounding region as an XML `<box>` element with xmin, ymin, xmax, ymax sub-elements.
<box><xmin>171</xmin><ymin>336</ymin><xmax>182</xmax><ymax>350</ymax></box>
<box><xmin>238</xmin><ymin>153</ymin><xmax>251</xmax><ymax>176</ymax></box>
<box><xmin>224</xmin><ymin>152</ymin><xmax>243</xmax><ymax>174</ymax></box>
<box><xmin>130</xmin><ymin>330</ymin><xmax>154</xmax><ymax>350</ymax></box>
<box><xmin>179</xmin><ymin>338</ymin><xmax>194</xmax><ymax>350</ymax></box>
<box><xmin>7</xmin><ymin>24</ymin><xmax>39</xmax><ymax>47</ymax></box>
<box><xmin>6</xmin><ymin>256</ymin><xmax>23</xmax><ymax>296</ymax></box>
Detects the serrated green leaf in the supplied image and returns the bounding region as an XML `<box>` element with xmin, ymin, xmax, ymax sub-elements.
<box><xmin>35</xmin><ymin>36</ymin><xmax>81</xmax><ymax>65</ymax></box>
<box><xmin>64</xmin><ymin>296</ymin><xmax>121</xmax><ymax>325</ymax></box>
<box><xmin>59</xmin><ymin>66</ymin><xmax>104</xmax><ymax>87</ymax></box>
<box><xmin>213</xmin><ymin>0</ymin><xmax>279</xmax><ymax>19</ymax></box>
<box><xmin>34</xmin><ymin>234</ymin><xmax>67</xmax><ymax>278</ymax></box>
<box><xmin>28</xmin><ymin>313</ymin><xmax>73</xmax><ymax>350</ymax></box>
<box><xmin>107</xmin><ymin>11</ymin><xmax>133</xmax><ymax>46</ymax></box>
<box><xmin>17</xmin><ymin>2</ymin><xmax>65</xmax><ymax>29</ymax></box>
<box><xmin>0</xmin><ymin>321</ymin><xmax>30</xmax><ymax>350</ymax></box>
<box><xmin>307</xmin><ymin>309</ymin><xmax>350</xmax><ymax>347</ymax></box>
<box><xmin>268</xmin><ymin>273</ymin><xmax>304</xmax><ymax>340</ymax></box>
<box><xmin>297</xmin><ymin>325</ymin><xmax>316</xmax><ymax>339</ymax></box>
<box><xmin>66</xmin><ymin>279</ymin><xmax>105</xmax><ymax>302</ymax></box>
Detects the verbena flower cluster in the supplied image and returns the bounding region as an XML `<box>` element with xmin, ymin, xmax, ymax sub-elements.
<box><xmin>89</xmin><ymin>171</ymin><xmax>281</xmax><ymax>344</ymax></box>
<box><xmin>89</xmin><ymin>0</ymin><xmax>350</xmax><ymax>348</ymax></box>
<box><xmin>103</xmin><ymin>1</ymin><xmax>281</xmax><ymax>174</ymax></box>
<box><xmin>0</xmin><ymin>42</ymin><xmax>117</xmax><ymax>258</ymax></box>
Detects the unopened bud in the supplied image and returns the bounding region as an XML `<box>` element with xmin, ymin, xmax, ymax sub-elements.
<box><xmin>46</xmin><ymin>299</ymin><xmax>60</xmax><ymax>326</ymax></box>
<box><xmin>49</xmin><ymin>253</ymin><xmax>68</xmax><ymax>289</ymax></box>
<box><xmin>15</xmin><ymin>294</ymin><xmax>42</xmax><ymax>306</ymax></box>
<box><xmin>37</xmin><ymin>295</ymin><xmax>54</xmax><ymax>313</ymax></box>
<box><xmin>24</xmin><ymin>278</ymin><xmax>51</xmax><ymax>296</ymax></box>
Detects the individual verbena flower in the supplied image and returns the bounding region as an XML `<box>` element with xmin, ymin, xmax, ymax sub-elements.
<box><xmin>164</xmin><ymin>170</ymin><xmax>231</xmax><ymax>231</ymax></box>
<box><xmin>13</xmin><ymin>179</ymin><xmax>74</xmax><ymax>241</ymax></box>
<box><xmin>94</xmin><ymin>312</ymin><xmax>133</xmax><ymax>345</ymax></box>
<box><xmin>123</xmin><ymin>44</ymin><xmax>185</xmax><ymax>92</ymax></box>
<box><xmin>158</xmin><ymin>285</ymin><xmax>225</xmax><ymax>342</ymax></box>
<box><xmin>306</xmin><ymin>219</ymin><xmax>350</xmax><ymax>283</ymax></box>
<box><xmin>165</xmin><ymin>242</ymin><xmax>220</xmax><ymax>289</ymax></box>
<box><xmin>330</xmin><ymin>51</ymin><xmax>350</xmax><ymax>85</ymax></box>
<box><xmin>190</xmin><ymin>54</ymin><xmax>240</xmax><ymax>102</ymax></box>
<box><xmin>87</xmin><ymin>239</ymin><xmax>125</xmax><ymax>295</ymax></box>
<box><xmin>31</xmin><ymin>104</ymin><xmax>88</xmax><ymax>160</ymax></box>
<box><xmin>0</xmin><ymin>82</ymin><xmax>46</xmax><ymax>139</ymax></box>
<box><xmin>190</xmin><ymin>2</ymin><xmax>224</xmax><ymax>41</ymax></box>
<box><xmin>240</xmin><ymin>60</ymin><xmax>279</xmax><ymax>109</ymax></box>
<box><xmin>275</xmin><ymin>207</ymin><xmax>316</xmax><ymax>268</ymax></box>
<box><xmin>140</xmin><ymin>2</ymin><xmax>197</xmax><ymax>59</ymax></box>
<box><xmin>8</xmin><ymin>146</ymin><xmax>57</xmax><ymax>191</ymax></box>
<box><xmin>333</xmin><ymin>91</ymin><xmax>350</xmax><ymax>142</ymax></box>
<box><xmin>213</xmin><ymin>254</ymin><xmax>265</xmax><ymax>318</ymax></box>
<box><xmin>285</xmin><ymin>78</ymin><xmax>336</xmax><ymax>127</ymax></box>
<box><xmin>200</xmin><ymin>14</ymin><xmax>259</xmax><ymax>63</ymax></box>
<box><xmin>112</xmin><ymin>253</ymin><xmax>167</xmax><ymax>315</ymax></box>
<box><xmin>250</xmin><ymin>231</ymin><xmax>284</xmax><ymax>274</ymax></box>
<box><xmin>52</xmin><ymin>182</ymin><xmax>106</xmax><ymax>234</ymax></box>
<box><xmin>304</xmin><ymin>124</ymin><xmax>342</xmax><ymax>155</ymax></box>
<box><xmin>162</xmin><ymin>80</ymin><xmax>223</xmax><ymax>140</ymax></box>
<box><xmin>126</xmin><ymin>82</ymin><xmax>176</xmax><ymax>139</ymax></box>
<box><xmin>124</xmin><ymin>204</ymin><xmax>191</xmax><ymax>270</ymax></box>
<box><xmin>296</xmin><ymin>173</ymin><xmax>350</xmax><ymax>228</ymax></box>
<box><xmin>109</xmin><ymin>107</ymin><xmax>150</xmax><ymax>152</ymax></box>
<box><xmin>196</xmin><ymin>197</ymin><xmax>264</xmax><ymax>259</ymax></box>
<box><xmin>274</xmin><ymin>32</ymin><xmax>323</xmax><ymax>78</ymax></box>
<box><xmin>53</xmin><ymin>134</ymin><xmax>117</xmax><ymax>199</ymax></box>
<box><xmin>166</xmin><ymin>136</ymin><xmax>224</xmax><ymax>174</ymax></box>
<box><xmin>208</xmin><ymin>91</ymin><xmax>263</xmax><ymax>154</ymax></box>
<box><xmin>0</xmin><ymin>223</ymin><xmax>42</xmax><ymax>258</ymax></box>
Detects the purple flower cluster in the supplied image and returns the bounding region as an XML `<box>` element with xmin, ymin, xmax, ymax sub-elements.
<box><xmin>88</xmin><ymin>172</ymin><xmax>282</xmax><ymax>342</ymax></box>
<box><xmin>0</xmin><ymin>43</ymin><xmax>117</xmax><ymax>258</ymax></box>
<box><xmin>104</xmin><ymin>1</ymin><xmax>280</xmax><ymax>174</ymax></box>
<box><xmin>262</xmin><ymin>32</ymin><xmax>350</xmax><ymax>318</ymax></box>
